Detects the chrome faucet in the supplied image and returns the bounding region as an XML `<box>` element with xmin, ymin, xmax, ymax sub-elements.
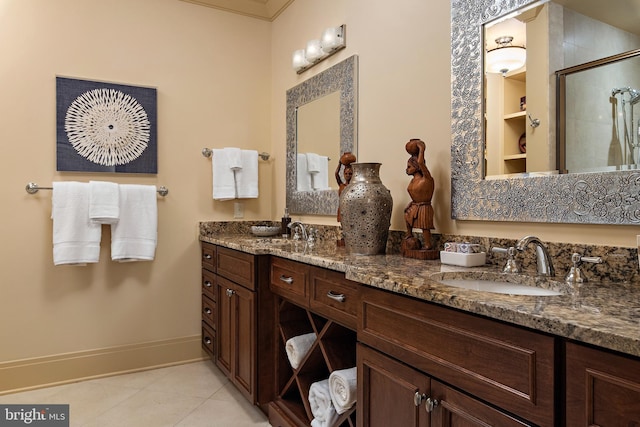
<box><xmin>515</xmin><ymin>235</ymin><xmax>555</xmax><ymax>276</ymax></box>
<box><xmin>288</xmin><ymin>221</ymin><xmax>308</xmax><ymax>241</ymax></box>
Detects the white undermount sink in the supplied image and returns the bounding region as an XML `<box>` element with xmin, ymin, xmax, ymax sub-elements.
<box><xmin>430</xmin><ymin>272</ymin><xmax>566</xmax><ymax>296</ymax></box>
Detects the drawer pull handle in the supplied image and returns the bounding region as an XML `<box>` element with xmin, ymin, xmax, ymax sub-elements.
<box><xmin>203</xmin><ymin>253</ymin><xmax>212</xmax><ymax>260</ymax></box>
<box><xmin>204</xmin><ymin>281</ymin><xmax>212</xmax><ymax>288</ymax></box>
<box><xmin>414</xmin><ymin>392</ymin><xmax>426</xmax><ymax>407</ymax></box>
<box><xmin>327</xmin><ymin>291</ymin><xmax>346</xmax><ymax>302</ymax></box>
<box><xmin>226</xmin><ymin>288</ymin><xmax>235</xmax><ymax>297</ymax></box>
<box><xmin>279</xmin><ymin>275</ymin><xmax>294</xmax><ymax>285</ymax></box>
<box><xmin>425</xmin><ymin>397</ymin><xmax>439</xmax><ymax>413</ymax></box>
<box><xmin>204</xmin><ymin>308</ymin><xmax>212</xmax><ymax>315</ymax></box>
<box><xmin>204</xmin><ymin>337</ymin><xmax>212</xmax><ymax>345</ymax></box>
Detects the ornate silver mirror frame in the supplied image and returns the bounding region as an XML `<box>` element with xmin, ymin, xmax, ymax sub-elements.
<box><xmin>450</xmin><ymin>0</ymin><xmax>640</xmax><ymax>224</ymax></box>
<box><xmin>286</xmin><ymin>54</ymin><xmax>358</xmax><ymax>216</ymax></box>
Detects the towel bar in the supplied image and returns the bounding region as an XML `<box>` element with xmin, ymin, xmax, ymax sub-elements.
<box><xmin>201</xmin><ymin>148</ymin><xmax>270</xmax><ymax>161</ymax></box>
<box><xmin>25</xmin><ymin>182</ymin><xmax>169</xmax><ymax>197</ymax></box>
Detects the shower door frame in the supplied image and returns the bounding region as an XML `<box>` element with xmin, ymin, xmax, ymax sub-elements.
<box><xmin>556</xmin><ymin>48</ymin><xmax>640</xmax><ymax>174</ymax></box>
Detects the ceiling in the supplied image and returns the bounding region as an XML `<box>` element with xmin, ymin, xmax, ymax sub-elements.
<box><xmin>179</xmin><ymin>0</ymin><xmax>294</xmax><ymax>21</ymax></box>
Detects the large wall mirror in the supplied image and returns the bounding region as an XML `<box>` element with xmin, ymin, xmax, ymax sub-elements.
<box><xmin>451</xmin><ymin>0</ymin><xmax>640</xmax><ymax>224</ymax></box>
<box><xmin>286</xmin><ymin>54</ymin><xmax>358</xmax><ymax>215</ymax></box>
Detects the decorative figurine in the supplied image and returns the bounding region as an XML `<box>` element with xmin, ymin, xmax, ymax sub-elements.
<box><xmin>335</xmin><ymin>152</ymin><xmax>356</xmax><ymax>246</ymax></box>
<box><xmin>402</xmin><ymin>139</ymin><xmax>438</xmax><ymax>260</ymax></box>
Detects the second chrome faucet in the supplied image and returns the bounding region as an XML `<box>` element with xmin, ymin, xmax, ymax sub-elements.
<box><xmin>515</xmin><ymin>235</ymin><xmax>555</xmax><ymax>277</ymax></box>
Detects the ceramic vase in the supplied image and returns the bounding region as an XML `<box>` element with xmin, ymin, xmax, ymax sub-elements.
<box><xmin>339</xmin><ymin>163</ymin><xmax>393</xmax><ymax>255</ymax></box>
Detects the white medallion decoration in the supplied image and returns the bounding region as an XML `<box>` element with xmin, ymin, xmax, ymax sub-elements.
<box><xmin>64</xmin><ymin>88</ymin><xmax>151</xmax><ymax>166</ymax></box>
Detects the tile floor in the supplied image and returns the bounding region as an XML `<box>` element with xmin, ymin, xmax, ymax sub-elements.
<box><xmin>0</xmin><ymin>361</ymin><xmax>271</xmax><ymax>426</ymax></box>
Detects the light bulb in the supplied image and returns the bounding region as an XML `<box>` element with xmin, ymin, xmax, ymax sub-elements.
<box><xmin>305</xmin><ymin>39</ymin><xmax>324</xmax><ymax>62</ymax></box>
<box><xmin>292</xmin><ymin>49</ymin><xmax>309</xmax><ymax>70</ymax></box>
<box><xmin>321</xmin><ymin>26</ymin><xmax>344</xmax><ymax>52</ymax></box>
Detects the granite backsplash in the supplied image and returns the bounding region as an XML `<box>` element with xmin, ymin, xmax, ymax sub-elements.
<box><xmin>199</xmin><ymin>221</ymin><xmax>639</xmax><ymax>284</ymax></box>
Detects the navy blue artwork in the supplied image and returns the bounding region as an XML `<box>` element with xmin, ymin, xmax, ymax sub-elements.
<box><xmin>56</xmin><ymin>77</ymin><xmax>157</xmax><ymax>173</ymax></box>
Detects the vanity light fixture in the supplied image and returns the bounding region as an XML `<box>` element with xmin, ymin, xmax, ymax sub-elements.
<box><xmin>486</xmin><ymin>36</ymin><xmax>526</xmax><ymax>76</ymax></box>
<box><xmin>292</xmin><ymin>24</ymin><xmax>346</xmax><ymax>74</ymax></box>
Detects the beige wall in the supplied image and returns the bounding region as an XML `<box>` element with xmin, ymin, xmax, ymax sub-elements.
<box><xmin>0</xmin><ymin>0</ymin><xmax>273</xmax><ymax>391</ymax></box>
<box><xmin>1</xmin><ymin>0</ymin><xmax>639</xmax><ymax>392</ymax></box>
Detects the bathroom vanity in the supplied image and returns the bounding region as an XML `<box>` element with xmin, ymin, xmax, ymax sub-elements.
<box><xmin>200</xmin><ymin>225</ymin><xmax>640</xmax><ymax>426</ymax></box>
<box><xmin>200</xmin><ymin>242</ymin><xmax>275</xmax><ymax>410</ymax></box>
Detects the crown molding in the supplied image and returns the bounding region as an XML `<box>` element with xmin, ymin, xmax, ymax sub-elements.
<box><xmin>179</xmin><ymin>0</ymin><xmax>294</xmax><ymax>21</ymax></box>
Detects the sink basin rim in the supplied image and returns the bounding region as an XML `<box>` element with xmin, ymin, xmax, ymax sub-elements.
<box><xmin>430</xmin><ymin>271</ymin><xmax>567</xmax><ymax>296</ymax></box>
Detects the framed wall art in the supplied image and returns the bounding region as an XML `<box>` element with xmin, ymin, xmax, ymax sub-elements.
<box><xmin>56</xmin><ymin>77</ymin><xmax>157</xmax><ymax>173</ymax></box>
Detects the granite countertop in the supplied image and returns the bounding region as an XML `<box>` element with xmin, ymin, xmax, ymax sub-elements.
<box><xmin>200</xmin><ymin>233</ymin><xmax>640</xmax><ymax>358</ymax></box>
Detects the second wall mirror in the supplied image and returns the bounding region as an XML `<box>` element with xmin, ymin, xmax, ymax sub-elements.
<box><xmin>286</xmin><ymin>54</ymin><xmax>358</xmax><ymax>216</ymax></box>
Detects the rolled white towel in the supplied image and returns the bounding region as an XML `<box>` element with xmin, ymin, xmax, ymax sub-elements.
<box><xmin>309</xmin><ymin>379</ymin><xmax>339</xmax><ymax>427</ymax></box>
<box><xmin>329</xmin><ymin>367</ymin><xmax>357</xmax><ymax>414</ymax></box>
<box><xmin>285</xmin><ymin>332</ymin><xmax>316</xmax><ymax>369</ymax></box>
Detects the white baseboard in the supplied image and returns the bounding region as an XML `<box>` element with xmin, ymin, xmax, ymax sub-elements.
<box><xmin>0</xmin><ymin>335</ymin><xmax>208</xmax><ymax>395</ymax></box>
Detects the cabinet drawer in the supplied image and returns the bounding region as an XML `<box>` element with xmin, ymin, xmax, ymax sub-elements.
<box><xmin>201</xmin><ymin>243</ymin><xmax>216</xmax><ymax>272</ymax></box>
<box><xmin>202</xmin><ymin>269</ymin><xmax>215</xmax><ymax>299</ymax></box>
<box><xmin>270</xmin><ymin>257</ymin><xmax>308</xmax><ymax>306</ymax></box>
<box><xmin>217</xmin><ymin>246</ymin><xmax>255</xmax><ymax>290</ymax></box>
<box><xmin>202</xmin><ymin>321</ymin><xmax>215</xmax><ymax>356</ymax></box>
<box><xmin>202</xmin><ymin>294</ymin><xmax>216</xmax><ymax>328</ymax></box>
<box><xmin>359</xmin><ymin>286</ymin><xmax>556</xmax><ymax>427</ymax></box>
<box><xmin>310</xmin><ymin>266</ymin><xmax>359</xmax><ymax>329</ymax></box>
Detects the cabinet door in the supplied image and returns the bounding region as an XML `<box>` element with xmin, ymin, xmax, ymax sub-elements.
<box><xmin>566</xmin><ymin>342</ymin><xmax>640</xmax><ymax>427</ymax></box>
<box><xmin>216</xmin><ymin>275</ymin><xmax>256</xmax><ymax>402</ymax></box>
<box><xmin>215</xmin><ymin>279</ymin><xmax>232</xmax><ymax>377</ymax></box>
<box><xmin>431</xmin><ymin>381</ymin><xmax>533</xmax><ymax>427</ymax></box>
<box><xmin>357</xmin><ymin>343</ymin><xmax>430</xmax><ymax>427</ymax></box>
<box><xmin>232</xmin><ymin>283</ymin><xmax>255</xmax><ymax>401</ymax></box>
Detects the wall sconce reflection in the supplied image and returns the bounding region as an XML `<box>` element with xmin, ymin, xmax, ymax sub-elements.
<box><xmin>292</xmin><ymin>25</ymin><xmax>346</xmax><ymax>74</ymax></box>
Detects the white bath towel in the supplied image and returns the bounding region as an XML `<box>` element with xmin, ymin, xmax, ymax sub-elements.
<box><xmin>236</xmin><ymin>150</ymin><xmax>259</xmax><ymax>198</ymax></box>
<box><xmin>329</xmin><ymin>367</ymin><xmax>357</xmax><ymax>414</ymax></box>
<box><xmin>224</xmin><ymin>147</ymin><xmax>243</xmax><ymax>171</ymax></box>
<box><xmin>89</xmin><ymin>181</ymin><xmax>119</xmax><ymax>224</ymax></box>
<box><xmin>285</xmin><ymin>332</ymin><xmax>316</xmax><ymax>369</ymax></box>
<box><xmin>111</xmin><ymin>184</ymin><xmax>157</xmax><ymax>262</ymax></box>
<box><xmin>307</xmin><ymin>153</ymin><xmax>330</xmax><ymax>190</ymax></box>
<box><xmin>51</xmin><ymin>181</ymin><xmax>102</xmax><ymax>266</ymax></box>
<box><xmin>309</xmin><ymin>379</ymin><xmax>339</xmax><ymax>427</ymax></box>
<box><xmin>296</xmin><ymin>154</ymin><xmax>312</xmax><ymax>191</ymax></box>
<box><xmin>212</xmin><ymin>148</ymin><xmax>236</xmax><ymax>200</ymax></box>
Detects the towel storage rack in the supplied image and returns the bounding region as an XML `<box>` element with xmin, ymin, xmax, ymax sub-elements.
<box><xmin>25</xmin><ymin>182</ymin><xmax>169</xmax><ymax>197</ymax></box>
<box><xmin>201</xmin><ymin>148</ymin><xmax>270</xmax><ymax>161</ymax></box>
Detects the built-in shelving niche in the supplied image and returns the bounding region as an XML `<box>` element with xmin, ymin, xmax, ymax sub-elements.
<box><xmin>274</xmin><ymin>300</ymin><xmax>357</xmax><ymax>427</ymax></box>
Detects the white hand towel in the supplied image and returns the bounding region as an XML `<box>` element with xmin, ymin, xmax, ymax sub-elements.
<box><xmin>306</xmin><ymin>152</ymin><xmax>322</xmax><ymax>173</ymax></box>
<box><xmin>296</xmin><ymin>154</ymin><xmax>312</xmax><ymax>191</ymax></box>
<box><xmin>309</xmin><ymin>379</ymin><xmax>339</xmax><ymax>427</ymax></box>
<box><xmin>89</xmin><ymin>181</ymin><xmax>120</xmax><ymax>224</ymax></box>
<box><xmin>51</xmin><ymin>182</ymin><xmax>102</xmax><ymax>266</ymax></box>
<box><xmin>236</xmin><ymin>150</ymin><xmax>259</xmax><ymax>198</ymax></box>
<box><xmin>212</xmin><ymin>148</ymin><xmax>236</xmax><ymax>200</ymax></box>
<box><xmin>224</xmin><ymin>147</ymin><xmax>243</xmax><ymax>171</ymax></box>
<box><xmin>307</xmin><ymin>153</ymin><xmax>330</xmax><ymax>190</ymax></box>
<box><xmin>111</xmin><ymin>184</ymin><xmax>157</xmax><ymax>262</ymax></box>
<box><xmin>329</xmin><ymin>367</ymin><xmax>357</xmax><ymax>414</ymax></box>
<box><xmin>285</xmin><ymin>332</ymin><xmax>316</xmax><ymax>369</ymax></box>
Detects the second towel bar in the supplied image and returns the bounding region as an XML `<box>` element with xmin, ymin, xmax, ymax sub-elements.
<box><xmin>201</xmin><ymin>148</ymin><xmax>270</xmax><ymax>161</ymax></box>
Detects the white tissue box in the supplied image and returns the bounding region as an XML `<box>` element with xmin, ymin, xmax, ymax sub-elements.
<box><xmin>440</xmin><ymin>251</ymin><xmax>486</xmax><ymax>267</ymax></box>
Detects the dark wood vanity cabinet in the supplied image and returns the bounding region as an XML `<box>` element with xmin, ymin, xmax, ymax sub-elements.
<box><xmin>358</xmin><ymin>285</ymin><xmax>555</xmax><ymax>427</ymax></box>
<box><xmin>200</xmin><ymin>243</ymin><xmax>274</xmax><ymax>410</ymax></box>
<box><xmin>565</xmin><ymin>341</ymin><xmax>640</xmax><ymax>426</ymax></box>
<box><xmin>358</xmin><ymin>344</ymin><xmax>531</xmax><ymax>427</ymax></box>
<box><xmin>268</xmin><ymin>256</ymin><xmax>358</xmax><ymax>427</ymax></box>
